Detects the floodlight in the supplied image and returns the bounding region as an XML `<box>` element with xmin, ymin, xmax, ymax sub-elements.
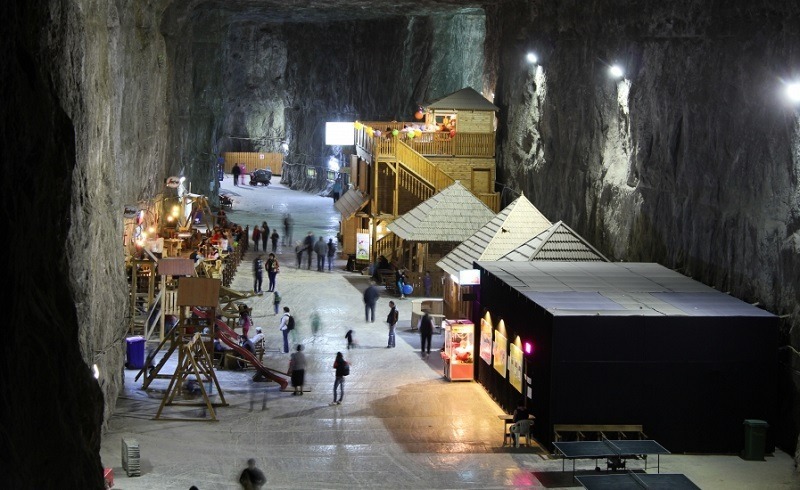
<box><xmin>526</xmin><ymin>52</ymin><xmax>538</xmax><ymax>64</ymax></box>
<box><xmin>787</xmin><ymin>82</ymin><xmax>800</xmax><ymax>103</ymax></box>
<box><xmin>609</xmin><ymin>65</ymin><xmax>624</xmax><ymax>79</ymax></box>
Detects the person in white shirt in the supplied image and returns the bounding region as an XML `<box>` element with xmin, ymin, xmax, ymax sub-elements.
<box><xmin>252</xmin><ymin>327</ymin><xmax>265</xmax><ymax>345</ymax></box>
<box><xmin>279</xmin><ymin>307</ymin><xmax>291</xmax><ymax>353</ymax></box>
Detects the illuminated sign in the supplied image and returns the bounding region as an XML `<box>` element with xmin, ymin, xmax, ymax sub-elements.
<box><xmin>459</xmin><ymin>269</ymin><xmax>480</xmax><ymax>285</ymax></box>
<box><xmin>325</xmin><ymin>122</ymin><xmax>355</xmax><ymax>146</ymax></box>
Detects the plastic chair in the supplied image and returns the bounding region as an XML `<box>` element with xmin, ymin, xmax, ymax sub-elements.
<box><xmin>510</xmin><ymin>419</ymin><xmax>534</xmax><ymax>447</ymax></box>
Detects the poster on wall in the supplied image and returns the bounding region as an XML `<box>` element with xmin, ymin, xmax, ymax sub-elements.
<box><xmin>356</xmin><ymin>233</ymin><xmax>370</xmax><ymax>260</ymax></box>
<box><xmin>479</xmin><ymin>317</ymin><xmax>492</xmax><ymax>364</ymax></box>
<box><xmin>493</xmin><ymin>330</ymin><xmax>507</xmax><ymax>377</ymax></box>
<box><xmin>509</xmin><ymin>342</ymin><xmax>523</xmax><ymax>393</ymax></box>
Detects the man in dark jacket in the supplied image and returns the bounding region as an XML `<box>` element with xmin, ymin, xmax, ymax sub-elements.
<box><xmin>386</xmin><ymin>301</ymin><xmax>399</xmax><ymax>348</ymax></box>
<box><xmin>231</xmin><ymin>163</ymin><xmax>241</xmax><ymax>186</ymax></box>
<box><xmin>239</xmin><ymin>458</ymin><xmax>266</xmax><ymax>489</ymax></box>
<box><xmin>363</xmin><ymin>285</ymin><xmax>379</xmax><ymax>322</ymax></box>
<box><xmin>419</xmin><ymin>312</ymin><xmax>434</xmax><ymax>359</ymax></box>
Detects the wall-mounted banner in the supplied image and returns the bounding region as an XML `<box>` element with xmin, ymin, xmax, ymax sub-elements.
<box><xmin>356</xmin><ymin>232</ymin><xmax>370</xmax><ymax>260</ymax></box>
<box><xmin>509</xmin><ymin>342</ymin><xmax>523</xmax><ymax>393</ymax></box>
<box><xmin>493</xmin><ymin>330</ymin><xmax>507</xmax><ymax>377</ymax></box>
<box><xmin>479</xmin><ymin>317</ymin><xmax>492</xmax><ymax>364</ymax></box>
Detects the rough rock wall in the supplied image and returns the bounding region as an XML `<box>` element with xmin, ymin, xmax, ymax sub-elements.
<box><xmin>3</xmin><ymin>0</ymin><xmax>169</xmax><ymax>484</ymax></box>
<box><xmin>492</xmin><ymin>0</ymin><xmax>800</xmax><ymax>456</ymax></box>
<box><xmin>164</xmin><ymin>12</ymin><xmax>486</xmax><ymax>196</ymax></box>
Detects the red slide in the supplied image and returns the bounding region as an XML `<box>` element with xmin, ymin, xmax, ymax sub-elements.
<box><xmin>192</xmin><ymin>307</ymin><xmax>289</xmax><ymax>390</ymax></box>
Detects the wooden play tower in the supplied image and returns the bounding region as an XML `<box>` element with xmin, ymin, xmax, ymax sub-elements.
<box><xmin>144</xmin><ymin>276</ymin><xmax>229</xmax><ymax>421</ymax></box>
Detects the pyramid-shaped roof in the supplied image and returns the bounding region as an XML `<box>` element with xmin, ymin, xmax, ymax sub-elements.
<box><xmin>387</xmin><ymin>181</ymin><xmax>495</xmax><ymax>242</ymax></box>
<box><xmin>497</xmin><ymin>221</ymin><xmax>610</xmax><ymax>262</ymax></box>
<box><xmin>436</xmin><ymin>194</ymin><xmax>552</xmax><ymax>276</ymax></box>
<box><xmin>425</xmin><ymin>87</ymin><xmax>499</xmax><ymax>112</ymax></box>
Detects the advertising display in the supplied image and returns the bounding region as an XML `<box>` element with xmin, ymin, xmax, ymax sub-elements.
<box><xmin>493</xmin><ymin>329</ymin><xmax>507</xmax><ymax>377</ymax></box>
<box><xmin>356</xmin><ymin>233</ymin><xmax>370</xmax><ymax>260</ymax></box>
<box><xmin>479</xmin><ymin>315</ymin><xmax>492</xmax><ymax>364</ymax></box>
<box><xmin>508</xmin><ymin>341</ymin><xmax>523</xmax><ymax>393</ymax></box>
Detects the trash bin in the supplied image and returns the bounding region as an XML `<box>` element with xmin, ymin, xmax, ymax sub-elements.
<box><xmin>126</xmin><ymin>336</ymin><xmax>146</xmax><ymax>369</ymax></box>
<box><xmin>742</xmin><ymin>419</ymin><xmax>769</xmax><ymax>461</ymax></box>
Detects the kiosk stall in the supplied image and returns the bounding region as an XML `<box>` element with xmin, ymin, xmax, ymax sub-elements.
<box><xmin>441</xmin><ymin>319</ymin><xmax>474</xmax><ymax>381</ymax></box>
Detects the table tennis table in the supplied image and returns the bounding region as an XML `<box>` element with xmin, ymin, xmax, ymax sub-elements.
<box><xmin>575</xmin><ymin>472</ymin><xmax>701</xmax><ymax>489</ymax></box>
<box><xmin>552</xmin><ymin>438</ymin><xmax>670</xmax><ymax>479</ymax></box>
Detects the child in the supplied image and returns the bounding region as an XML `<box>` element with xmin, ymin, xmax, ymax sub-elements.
<box><xmin>345</xmin><ymin>329</ymin><xmax>356</xmax><ymax>349</ymax></box>
<box><xmin>273</xmin><ymin>291</ymin><xmax>282</xmax><ymax>315</ymax></box>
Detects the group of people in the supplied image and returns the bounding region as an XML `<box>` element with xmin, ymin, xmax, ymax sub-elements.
<box><xmin>252</xmin><ymin>220</ymin><xmax>280</xmax><ymax>253</ymax></box>
<box><xmin>296</xmin><ymin>232</ymin><xmax>337</xmax><ymax>271</ymax></box>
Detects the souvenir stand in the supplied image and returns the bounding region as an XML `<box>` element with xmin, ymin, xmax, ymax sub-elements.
<box><xmin>441</xmin><ymin>319</ymin><xmax>474</xmax><ymax>381</ymax></box>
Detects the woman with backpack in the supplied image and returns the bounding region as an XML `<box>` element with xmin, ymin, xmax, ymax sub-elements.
<box><xmin>330</xmin><ymin>351</ymin><xmax>349</xmax><ymax>405</ymax></box>
<box><xmin>265</xmin><ymin>253</ymin><xmax>280</xmax><ymax>292</ymax></box>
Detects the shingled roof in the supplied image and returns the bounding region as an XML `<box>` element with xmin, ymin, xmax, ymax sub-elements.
<box><xmin>386</xmin><ymin>181</ymin><xmax>495</xmax><ymax>242</ymax></box>
<box><xmin>334</xmin><ymin>188</ymin><xmax>369</xmax><ymax>220</ymax></box>
<box><xmin>497</xmin><ymin>221</ymin><xmax>610</xmax><ymax>262</ymax></box>
<box><xmin>436</xmin><ymin>194</ymin><xmax>552</xmax><ymax>276</ymax></box>
<box><xmin>425</xmin><ymin>87</ymin><xmax>499</xmax><ymax>112</ymax></box>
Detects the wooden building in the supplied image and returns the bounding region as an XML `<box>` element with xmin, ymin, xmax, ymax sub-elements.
<box><xmin>338</xmin><ymin>87</ymin><xmax>501</xmax><ymax>270</ymax></box>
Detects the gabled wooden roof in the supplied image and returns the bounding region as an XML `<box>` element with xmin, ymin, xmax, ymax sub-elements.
<box><xmin>497</xmin><ymin>221</ymin><xmax>610</xmax><ymax>262</ymax></box>
<box><xmin>387</xmin><ymin>181</ymin><xmax>495</xmax><ymax>242</ymax></box>
<box><xmin>436</xmin><ymin>194</ymin><xmax>552</xmax><ymax>276</ymax></box>
<box><xmin>335</xmin><ymin>188</ymin><xmax>369</xmax><ymax>220</ymax></box>
<box><xmin>425</xmin><ymin>87</ymin><xmax>499</xmax><ymax>112</ymax></box>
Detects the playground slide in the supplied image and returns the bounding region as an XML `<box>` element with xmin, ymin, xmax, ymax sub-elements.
<box><xmin>192</xmin><ymin>307</ymin><xmax>289</xmax><ymax>390</ymax></box>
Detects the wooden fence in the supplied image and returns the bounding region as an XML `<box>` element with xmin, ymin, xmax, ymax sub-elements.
<box><xmin>223</xmin><ymin>152</ymin><xmax>283</xmax><ymax>176</ymax></box>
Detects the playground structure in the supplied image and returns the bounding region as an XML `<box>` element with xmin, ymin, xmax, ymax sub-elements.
<box><xmin>140</xmin><ymin>276</ymin><xmax>228</xmax><ymax>421</ymax></box>
<box><xmin>136</xmin><ymin>276</ymin><xmax>289</xmax><ymax>420</ymax></box>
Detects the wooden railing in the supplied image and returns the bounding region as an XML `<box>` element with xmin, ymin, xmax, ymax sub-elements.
<box><xmin>395</xmin><ymin>142</ymin><xmax>455</xmax><ymax>190</ymax></box>
<box><xmin>356</xmin><ymin>123</ymin><xmax>494</xmax><ymax>158</ymax></box>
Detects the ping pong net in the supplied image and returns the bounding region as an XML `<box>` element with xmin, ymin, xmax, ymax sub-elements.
<box><xmin>601</xmin><ymin>436</ymin><xmax>622</xmax><ymax>455</ymax></box>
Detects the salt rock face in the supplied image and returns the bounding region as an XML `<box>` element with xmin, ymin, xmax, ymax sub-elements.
<box><xmin>493</xmin><ymin>0</ymin><xmax>800</xmax><ymax>455</ymax></box>
<box><xmin>7</xmin><ymin>0</ymin><xmax>800</xmax><ymax>485</ymax></box>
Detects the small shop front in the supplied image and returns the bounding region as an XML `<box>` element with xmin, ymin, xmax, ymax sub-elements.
<box><xmin>441</xmin><ymin>319</ymin><xmax>474</xmax><ymax>381</ymax></box>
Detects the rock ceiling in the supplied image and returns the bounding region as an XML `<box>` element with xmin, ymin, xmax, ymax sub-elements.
<box><xmin>195</xmin><ymin>0</ymin><xmax>508</xmax><ymax>23</ymax></box>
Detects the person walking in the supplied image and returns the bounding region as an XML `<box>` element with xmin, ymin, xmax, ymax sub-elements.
<box><xmin>270</xmin><ymin>229</ymin><xmax>279</xmax><ymax>253</ymax></box>
<box><xmin>231</xmin><ymin>163</ymin><xmax>241</xmax><ymax>186</ymax></box>
<box><xmin>295</xmin><ymin>241</ymin><xmax>304</xmax><ymax>268</ymax></box>
<box><xmin>326</xmin><ymin>238</ymin><xmax>336</xmax><ymax>271</ymax></box>
<box><xmin>265</xmin><ymin>252</ymin><xmax>280</xmax><ymax>292</ymax></box>
<box><xmin>314</xmin><ymin>236</ymin><xmax>327</xmax><ymax>271</ymax></box>
<box><xmin>283</xmin><ymin>213</ymin><xmax>293</xmax><ymax>246</ymax></box>
<box><xmin>330</xmin><ymin>352</ymin><xmax>349</xmax><ymax>405</ymax></box>
<box><xmin>303</xmin><ymin>232</ymin><xmax>315</xmax><ymax>269</ymax></box>
<box><xmin>345</xmin><ymin>329</ymin><xmax>355</xmax><ymax>349</ymax></box>
<box><xmin>272</xmin><ymin>290</ymin><xmax>281</xmax><ymax>315</ymax></box>
<box><xmin>419</xmin><ymin>311</ymin><xmax>434</xmax><ymax>359</ymax></box>
<box><xmin>386</xmin><ymin>301</ymin><xmax>399</xmax><ymax>348</ymax></box>
<box><xmin>238</xmin><ymin>458</ymin><xmax>266</xmax><ymax>489</ymax></box>
<box><xmin>253</xmin><ymin>255</ymin><xmax>264</xmax><ymax>294</ymax></box>
<box><xmin>279</xmin><ymin>307</ymin><xmax>292</xmax><ymax>353</ymax></box>
<box><xmin>363</xmin><ymin>284</ymin><xmax>378</xmax><ymax>323</ymax></box>
<box><xmin>252</xmin><ymin>226</ymin><xmax>261</xmax><ymax>251</ymax></box>
<box><xmin>423</xmin><ymin>270</ymin><xmax>432</xmax><ymax>297</ymax></box>
<box><xmin>261</xmin><ymin>221</ymin><xmax>269</xmax><ymax>253</ymax></box>
<box><xmin>289</xmin><ymin>345</ymin><xmax>307</xmax><ymax>396</ymax></box>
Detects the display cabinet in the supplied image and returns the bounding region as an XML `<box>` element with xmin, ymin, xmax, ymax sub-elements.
<box><xmin>441</xmin><ymin>319</ymin><xmax>474</xmax><ymax>381</ymax></box>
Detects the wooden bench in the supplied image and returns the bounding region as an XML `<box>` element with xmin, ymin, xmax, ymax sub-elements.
<box><xmin>553</xmin><ymin>424</ymin><xmax>647</xmax><ymax>442</ymax></box>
